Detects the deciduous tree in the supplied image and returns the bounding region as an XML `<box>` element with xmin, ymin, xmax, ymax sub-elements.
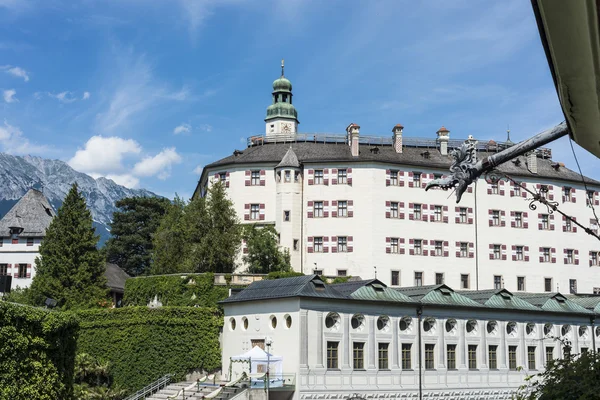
<box><xmin>243</xmin><ymin>225</ymin><xmax>291</xmax><ymax>274</ymax></box>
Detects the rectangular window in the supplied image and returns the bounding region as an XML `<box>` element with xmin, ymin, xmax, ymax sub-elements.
<box><xmin>314</xmin><ymin>269</ymin><xmax>323</xmax><ymax>276</ymax></box>
<box><xmin>294</xmin><ymin>171</ymin><xmax>299</xmax><ymax>182</ymax></box>
<box><xmin>337</xmin><ymin>237</ymin><xmax>348</xmax><ymax>252</ymax></box>
<box><xmin>390</xmin><ymin>170</ymin><xmax>398</xmax><ymax>186</ymax></box>
<box><xmin>545</xmin><ymin>347</ymin><xmax>554</xmax><ymax>365</ymax></box>
<box><xmin>337</xmin><ymin>269</ymin><xmax>347</xmax><ymax>277</ymax></box>
<box><xmin>293</xmin><ymin>239</ymin><xmax>299</xmax><ymax>251</ymax></box>
<box><xmin>493</xmin><ymin>244</ymin><xmax>501</xmax><ymax>259</ymax></box>
<box><xmin>413</xmin><ymin>173</ymin><xmax>421</xmax><ymax>187</ymax></box>
<box><xmin>489</xmin><ymin>345</ymin><xmax>498</xmax><ymax>369</ymax></box>
<box><xmin>468</xmin><ymin>345</ymin><xmax>477</xmax><ymax>370</ymax></box>
<box><xmin>314</xmin><ymin>237</ymin><xmax>323</xmax><ymax>253</ymax></box>
<box><xmin>414</xmin><ymin>239</ymin><xmax>422</xmax><ymax>255</ymax></box>
<box><xmin>508</xmin><ymin>346</ymin><xmax>517</xmax><ymax>370</ymax></box>
<box><xmin>338</xmin><ymin>201</ymin><xmax>348</xmax><ymax>217</ymax></box>
<box><xmin>425</xmin><ymin>344</ymin><xmax>435</xmax><ymax>370</ymax></box>
<box><xmin>563</xmin><ymin>187</ymin><xmax>572</xmax><ymax>202</ymax></box>
<box><xmin>18</xmin><ymin>263</ymin><xmax>27</xmax><ymax>278</ymax></box>
<box><xmin>542</xmin><ymin>247</ymin><xmax>550</xmax><ymax>262</ymax></box>
<box><xmin>516</xmin><ymin>246</ymin><xmax>524</xmax><ymax>260</ymax></box>
<box><xmin>401</xmin><ymin>344</ymin><xmax>412</xmax><ymax>370</ymax></box>
<box><xmin>314</xmin><ymin>170</ymin><xmax>324</xmax><ymax>185</ymax></box>
<box><xmin>250</xmin><ymin>204</ymin><xmax>260</xmax><ymax>220</ymax></box>
<box><xmin>461</xmin><ymin>274</ymin><xmax>469</xmax><ymax>289</ymax></box>
<box><xmin>338</xmin><ymin>169</ymin><xmax>347</xmax><ymax>184</ymax></box>
<box><xmin>494</xmin><ymin>275</ymin><xmax>502</xmax><ymax>289</ymax></box>
<box><xmin>390</xmin><ymin>238</ymin><xmax>399</xmax><ymax>254</ymax></box>
<box><xmin>435</xmin><ymin>240</ymin><xmax>443</xmax><ymax>256</ymax></box>
<box><xmin>491</xmin><ymin>183</ymin><xmax>499</xmax><ymax>194</ymax></box>
<box><xmin>284</xmin><ymin>170</ymin><xmax>291</xmax><ymax>183</ymax></box>
<box><xmin>390</xmin><ymin>202</ymin><xmax>399</xmax><ymax>218</ymax></box>
<box><xmin>517</xmin><ymin>276</ymin><xmax>525</xmax><ymax>291</ymax></box>
<box><xmin>459</xmin><ymin>207</ymin><xmax>467</xmax><ymax>223</ymax></box>
<box><xmin>378</xmin><ymin>343</ymin><xmax>389</xmax><ymax>370</ymax></box>
<box><xmin>414</xmin><ymin>272</ymin><xmax>423</xmax><ymax>287</ymax></box>
<box><xmin>515</xmin><ymin>212</ymin><xmax>523</xmax><ymax>228</ymax></box>
<box><xmin>435</xmin><ymin>273</ymin><xmax>444</xmax><ymax>285</ymax></box>
<box><xmin>460</xmin><ymin>242</ymin><xmax>468</xmax><ymax>257</ymax></box>
<box><xmin>284</xmin><ymin>210</ymin><xmax>290</xmax><ymax>222</ymax></box>
<box><xmin>570</xmin><ymin>279</ymin><xmax>577</xmax><ymax>294</ymax></box>
<box><xmin>353</xmin><ymin>342</ymin><xmax>365</xmax><ymax>369</ymax></box>
<box><xmin>26</xmin><ymin>238</ymin><xmax>34</xmax><ymax>246</ymax></box>
<box><xmin>434</xmin><ymin>205</ymin><xmax>442</xmax><ymax>222</ymax></box>
<box><xmin>414</xmin><ymin>204</ymin><xmax>422</xmax><ymax>220</ymax></box>
<box><xmin>566</xmin><ymin>249</ymin><xmax>574</xmax><ymax>264</ymax></box>
<box><xmin>447</xmin><ymin>344</ymin><xmax>457</xmax><ymax>369</ymax></box>
<box><xmin>514</xmin><ymin>184</ymin><xmax>521</xmax><ymax>196</ymax></box>
<box><xmin>327</xmin><ymin>342</ymin><xmax>339</xmax><ymax>369</ymax></box>
<box><xmin>545</xmin><ymin>278</ymin><xmax>553</xmax><ymax>292</ymax></box>
<box><xmin>592</xmin><ymin>251</ymin><xmax>599</xmax><ymax>266</ymax></box>
<box><xmin>528</xmin><ymin>346</ymin><xmax>536</xmax><ymax>370</ymax></box>
<box><xmin>0</xmin><ymin>264</ymin><xmax>7</xmax><ymax>275</ymax></box>
<box><xmin>492</xmin><ymin>210</ymin><xmax>500</xmax><ymax>225</ymax></box>
<box><xmin>314</xmin><ymin>201</ymin><xmax>324</xmax><ymax>218</ymax></box>
<box><xmin>541</xmin><ymin>214</ymin><xmax>549</xmax><ymax>230</ymax></box>
<box><xmin>540</xmin><ymin>185</ymin><xmax>549</xmax><ymax>198</ymax></box>
<box><xmin>251</xmin><ymin>170</ymin><xmax>260</xmax><ymax>186</ymax></box>
<box><xmin>565</xmin><ymin>218</ymin><xmax>572</xmax><ymax>231</ymax></box>
<box><xmin>391</xmin><ymin>271</ymin><xmax>400</xmax><ymax>286</ymax></box>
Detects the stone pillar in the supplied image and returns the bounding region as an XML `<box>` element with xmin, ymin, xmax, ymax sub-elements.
<box><xmin>458</xmin><ymin>319</ymin><xmax>467</xmax><ymax>369</ymax></box>
<box><xmin>368</xmin><ymin>316</ymin><xmax>376</xmax><ymax>369</ymax></box>
<box><xmin>316</xmin><ymin>311</ymin><xmax>324</xmax><ymax>367</ymax></box>
<box><xmin>392</xmin><ymin>317</ymin><xmax>399</xmax><ymax>369</ymax></box>
<box><xmin>438</xmin><ymin>319</ymin><xmax>446</xmax><ymax>369</ymax></box>
<box><xmin>480</xmin><ymin>320</ymin><xmax>487</xmax><ymax>369</ymax></box>
<box><xmin>437</xmin><ymin>126</ymin><xmax>450</xmax><ymax>156</ymax></box>
<box><xmin>300</xmin><ymin>310</ymin><xmax>309</xmax><ymax>367</ymax></box>
<box><xmin>499</xmin><ymin>321</ymin><xmax>507</xmax><ymax>369</ymax></box>
<box><xmin>347</xmin><ymin>123</ymin><xmax>360</xmax><ymax>157</ymax></box>
<box><xmin>343</xmin><ymin>314</ymin><xmax>351</xmax><ymax>369</ymax></box>
<box><xmin>392</xmin><ymin>124</ymin><xmax>403</xmax><ymax>153</ymax></box>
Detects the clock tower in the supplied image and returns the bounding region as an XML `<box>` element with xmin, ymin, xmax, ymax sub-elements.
<box><xmin>265</xmin><ymin>60</ymin><xmax>299</xmax><ymax>137</ymax></box>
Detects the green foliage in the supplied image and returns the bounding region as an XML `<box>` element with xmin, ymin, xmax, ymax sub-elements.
<box><xmin>123</xmin><ymin>273</ymin><xmax>230</xmax><ymax>307</ymax></box>
<box><xmin>242</xmin><ymin>225</ymin><xmax>291</xmax><ymax>274</ymax></box>
<box><xmin>514</xmin><ymin>341</ymin><xmax>600</xmax><ymax>400</ymax></box>
<box><xmin>329</xmin><ymin>276</ymin><xmax>352</xmax><ymax>284</ymax></box>
<box><xmin>0</xmin><ymin>302</ymin><xmax>79</xmax><ymax>400</ymax></box>
<box><xmin>2</xmin><ymin>286</ymin><xmax>33</xmax><ymax>305</ymax></box>
<box><xmin>151</xmin><ymin>196</ymin><xmax>188</xmax><ymax>275</ymax></box>
<box><xmin>73</xmin><ymin>353</ymin><xmax>127</xmax><ymax>400</ymax></box>
<box><xmin>76</xmin><ymin>307</ymin><xmax>222</xmax><ymax>393</ymax></box>
<box><xmin>29</xmin><ymin>183</ymin><xmax>108</xmax><ymax>310</ymax></box>
<box><xmin>105</xmin><ymin>196</ymin><xmax>170</xmax><ymax>276</ymax></box>
<box><xmin>265</xmin><ymin>271</ymin><xmax>305</xmax><ymax>280</ymax></box>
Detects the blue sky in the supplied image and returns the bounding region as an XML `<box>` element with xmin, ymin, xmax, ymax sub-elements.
<box><xmin>0</xmin><ymin>0</ymin><xmax>596</xmax><ymax>199</ymax></box>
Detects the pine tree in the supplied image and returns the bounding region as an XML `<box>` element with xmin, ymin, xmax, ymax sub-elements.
<box><xmin>29</xmin><ymin>183</ymin><xmax>107</xmax><ymax>309</ymax></box>
<box><xmin>243</xmin><ymin>225</ymin><xmax>291</xmax><ymax>274</ymax></box>
<box><xmin>151</xmin><ymin>196</ymin><xmax>189</xmax><ymax>274</ymax></box>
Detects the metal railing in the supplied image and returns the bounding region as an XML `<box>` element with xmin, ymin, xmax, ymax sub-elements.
<box><xmin>124</xmin><ymin>374</ymin><xmax>173</xmax><ymax>400</ymax></box>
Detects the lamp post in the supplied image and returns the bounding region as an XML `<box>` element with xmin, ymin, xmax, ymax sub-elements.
<box><xmin>265</xmin><ymin>336</ymin><xmax>273</xmax><ymax>399</ymax></box>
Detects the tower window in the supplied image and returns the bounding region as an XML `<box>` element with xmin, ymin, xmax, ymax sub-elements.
<box><xmin>284</xmin><ymin>210</ymin><xmax>290</xmax><ymax>222</ymax></box>
<box><xmin>284</xmin><ymin>170</ymin><xmax>291</xmax><ymax>182</ymax></box>
<box><xmin>293</xmin><ymin>239</ymin><xmax>298</xmax><ymax>251</ymax></box>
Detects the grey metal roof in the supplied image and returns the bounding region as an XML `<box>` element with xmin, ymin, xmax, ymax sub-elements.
<box><xmin>330</xmin><ymin>279</ymin><xmax>378</xmax><ymax>296</ymax></box>
<box><xmin>516</xmin><ymin>293</ymin><xmax>593</xmax><ymax>314</ymax></box>
<box><xmin>565</xmin><ymin>295</ymin><xmax>600</xmax><ymax>313</ymax></box>
<box><xmin>105</xmin><ymin>263</ymin><xmax>130</xmax><ymax>293</ymax></box>
<box><xmin>458</xmin><ymin>289</ymin><xmax>541</xmax><ymax>311</ymax></box>
<box><xmin>275</xmin><ymin>147</ymin><xmax>301</xmax><ymax>168</ymax></box>
<box><xmin>203</xmin><ymin>142</ymin><xmax>600</xmax><ymax>186</ymax></box>
<box><xmin>0</xmin><ymin>188</ymin><xmax>56</xmax><ymax>238</ymax></box>
<box><xmin>396</xmin><ymin>285</ymin><xmax>485</xmax><ymax>308</ymax></box>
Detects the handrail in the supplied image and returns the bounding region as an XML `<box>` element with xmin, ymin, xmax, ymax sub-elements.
<box><xmin>167</xmin><ymin>379</ymin><xmax>201</xmax><ymax>400</ymax></box>
<box><xmin>124</xmin><ymin>374</ymin><xmax>173</xmax><ymax>400</ymax></box>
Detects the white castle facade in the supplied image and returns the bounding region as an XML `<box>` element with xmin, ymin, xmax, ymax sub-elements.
<box><xmin>195</xmin><ymin>67</ymin><xmax>600</xmax><ymax>294</ymax></box>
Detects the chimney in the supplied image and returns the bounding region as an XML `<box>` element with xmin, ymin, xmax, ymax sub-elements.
<box><xmin>527</xmin><ymin>151</ymin><xmax>538</xmax><ymax>174</ymax></box>
<box><xmin>392</xmin><ymin>124</ymin><xmax>404</xmax><ymax>153</ymax></box>
<box><xmin>436</xmin><ymin>126</ymin><xmax>450</xmax><ymax>155</ymax></box>
<box><xmin>346</xmin><ymin>123</ymin><xmax>360</xmax><ymax>157</ymax></box>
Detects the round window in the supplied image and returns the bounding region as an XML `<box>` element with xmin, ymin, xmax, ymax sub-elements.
<box><xmin>377</xmin><ymin>316</ymin><xmax>390</xmax><ymax>331</ymax></box>
<box><xmin>544</xmin><ymin>323</ymin><xmax>553</xmax><ymax>336</ymax></box>
<box><xmin>351</xmin><ymin>314</ymin><xmax>365</xmax><ymax>330</ymax></box>
<box><xmin>445</xmin><ymin>319</ymin><xmax>457</xmax><ymax>333</ymax></box>
<box><xmin>230</xmin><ymin>317</ymin><xmax>236</xmax><ymax>331</ymax></box>
<box><xmin>271</xmin><ymin>315</ymin><xmax>277</xmax><ymax>329</ymax></box>
<box><xmin>579</xmin><ymin>326</ymin><xmax>588</xmax><ymax>338</ymax></box>
<box><xmin>487</xmin><ymin>321</ymin><xmax>498</xmax><ymax>335</ymax></box>
<box><xmin>325</xmin><ymin>312</ymin><xmax>341</xmax><ymax>330</ymax></box>
<box><xmin>506</xmin><ymin>322</ymin><xmax>517</xmax><ymax>336</ymax></box>
<box><xmin>466</xmin><ymin>320</ymin><xmax>477</xmax><ymax>334</ymax></box>
<box><xmin>423</xmin><ymin>318</ymin><xmax>436</xmax><ymax>333</ymax></box>
<box><xmin>399</xmin><ymin>316</ymin><xmax>412</xmax><ymax>332</ymax></box>
<box><xmin>561</xmin><ymin>324</ymin><xmax>571</xmax><ymax>336</ymax></box>
<box><xmin>526</xmin><ymin>323</ymin><xmax>536</xmax><ymax>336</ymax></box>
<box><xmin>285</xmin><ymin>315</ymin><xmax>292</xmax><ymax>328</ymax></box>
<box><xmin>242</xmin><ymin>317</ymin><xmax>248</xmax><ymax>331</ymax></box>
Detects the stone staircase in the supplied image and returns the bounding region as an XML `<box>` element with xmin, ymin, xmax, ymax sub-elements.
<box><xmin>145</xmin><ymin>382</ymin><xmax>223</xmax><ymax>400</ymax></box>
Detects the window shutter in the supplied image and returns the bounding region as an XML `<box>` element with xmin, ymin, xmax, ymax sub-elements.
<box><xmin>307</xmin><ymin>237</ymin><xmax>313</xmax><ymax>253</ymax></box>
<box><xmin>226</xmin><ymin>172</ymin><xmax>230</xmax><ymax>188</ymax></box>
<box><xmin>26</xmin><ymin>264</ymin><xmax>31</xmax><ymax>278</ymax></box>
<box><xmin>259</xmin><ymin>204</ymin><xmax>266</xmax><ymax>220</ymax></box>
<box><xmin>323</xmin><ymin>201</ymin><xmax>329</xmax><ymax>218</ymax></box>
<box><xmin>348</xmin><ymin>200</ymin><xmax>354</xmax><ymax>217</ymax></box>
<box><xmin>385</xmin><ymin>201</ymin><xmax>391</xmax><ymax>218</ymax></box>
<box><xmin>347</xmin><ymin>168</ymin><xmax>353</xmax><ymax>185</ymax></box>
<box><xmin>331</xmin><ymin>237</ymin><xmax>337</xmax><ymax>253</ymax></box>
<box><xmin>260</xmin><ymin>170</ymin><xmax>266</xmax><ymax>186</ymax></box>
<box><xmin>307</xmin><ymin>201</ymin><xmax>314</xmax><ymax>218</ymax></box>
<box><xmin>323</xmin><ymin>237</ymin><xmax>329</xmax><ymax>253</ymax></box>
<box><xmin>244</xmin><ymin>204</ymin><xmax>250</xmax><ymax>220</ymax></box>
<box><xmin>245</xmin><ymin>170</ymin><xmax>251</xmax><ymax>186</ymax></box>
<box><xmin>323</xmin><ymin>169</ymin><xmax>329</xmax><ymax>185</ymax></box>
<box><xmin>386</xmin><ymin>237</ymin><xmax>391</xmax><ymax>253</ymax></box>
<box><xmin>386</xmin><ymin>169</ymin><xmax>391</xmax><ymax>186</ymax></box>
<box><xmin>308</xmin><ymin>169</ymin><xmax>314</xmax><ymax>185</ymax></box>
<box><xmin>348</xmin><ymin>236</ymin><xmax>353</xmax><ymax>252</ymax></box>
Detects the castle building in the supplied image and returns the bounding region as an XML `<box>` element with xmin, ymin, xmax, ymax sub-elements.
<box><xmin>194</xmin><ymin>66</ymin><xmax>600</xmax><ymax>294</ymax></box>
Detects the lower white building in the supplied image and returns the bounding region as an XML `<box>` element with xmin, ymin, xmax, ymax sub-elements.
<box><xmin>221</xmin><ymin>275</ymin><xmax>599</xmax><ymax>400</ymax></box>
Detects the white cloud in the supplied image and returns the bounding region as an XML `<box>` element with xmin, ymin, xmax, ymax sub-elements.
<box><xmin>3</xmin><ymin>89</ymin><xmax>17</xmax><ymax>103</ymax></box>
<box><xmin>133</xmin><ymin>147</ymin><xmax>182</xmax><ymax>179</ymax></box>
<box><xmin>1</xmin><ymin>65</ymin><xmax>29</xmax><ymax>82</ymax></box>
<box><xmin>199</xmin><ymin>123</ymin><xmax>212</xmax><ymax>132</ymax></box>
<box><xmin>50</xmin><ymin>91</ymin><xmax>77</xmax><ymax>103</ymax></box>
<box><xmin>193</xmin><ymin>164</ymin><xmax>203</xmax><ymax>175</ymax></box>
<box><xmin>173</xmin><ymin>123</ymin><xmax>191</xmax><ymax>135</ymax></box>
<box><xmin>105</xmin><ymin>174</ymin><xmax>140</xmax><ymax>189</ymax></box>
<box><xmin>68</xmin><ymin>136</ymin><xmax>142</xmax><ymax>175</ymax></box>
<box><xmin>0</xmin><ymin>120</ymin><xmax>49</xmax><ymax>155</ymax></box>
<box><xmin>82</xmin><ymin>91</ymin><xmax>91</xmax><ymax>100</ymax></box>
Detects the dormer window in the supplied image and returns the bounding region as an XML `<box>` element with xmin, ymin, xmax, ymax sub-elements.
<box><xmin>313</xmin><ymin>280</ymin><xmax>325</xmax><ymax>291</ymax></box>
<box><xmin>372</xmin><ymin>283</ymin><xmax>385</xmax><ymax>292</ymax></box>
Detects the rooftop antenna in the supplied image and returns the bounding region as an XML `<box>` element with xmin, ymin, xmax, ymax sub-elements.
<box><xmin>506</xmin><ymin>124</ymin><xmax>511</xmax><ymax>142</ymax></box>
<box><xmin>281</xmin><ymin>59</ymin><xmax>285</xmax><ymax>76</ymax></box>
<box><xmin>374</xmin><ymin>266</ymin><xmax>377</xmax><ymax>279</ymax></box>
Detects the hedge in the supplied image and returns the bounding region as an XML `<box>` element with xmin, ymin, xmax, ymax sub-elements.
<box><xmin>0</xmin><ymin>302</ymin><xmax>79</xmax><ymax>400</ymax></box>
<box><xmin>123</xmin><ymin>273</ymin><xmax>230</xmax><ymax>307</ymax></box>
<box><xmin>76</xmin><ymin>307</ymin><xmax>222</xmax><ymax>393</ymax></box>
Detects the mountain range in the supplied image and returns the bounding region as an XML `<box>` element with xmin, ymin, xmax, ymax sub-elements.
<box><xmin>0</xmin><ymin>153</ymin><xmax>159</xmax><ymax>245</ymax></box>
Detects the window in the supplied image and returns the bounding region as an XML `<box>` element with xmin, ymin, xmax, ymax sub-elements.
<box><xmin>293</xmin><ymin>239</ymin><xmax>299</xmax><ymax>251</ymax></box>
<box><xmin>570</xmin><ymin>279</ymin><xmax>577</xmax><ymax>294</ymax></box>
<box><xmin>401</xmin><ymin>344</ymin><xmax>412</xmax><ymax>370</ymax></box>
<box><xmin>544</xmin><ymin>278</ymin><xmax>553</xmax><ymax>292</ymax></box>
<box><xmin>566</xmin><ymin>249</ymin><xmax>574</xmax><ymax>264</ymax></box>
<box><xmin>434</xmin><ymin>206</ymin><xmax>442</xmax><ymax>222</ymax></box>
<box><xmin>540</xmin><ymin>185</ymin><xmax>549</xmax><ymax>198</ymax></box>
<box><xmin>516</xmin><ymin>246</ymin><xmax>524</xmax><ymax>260</ymax></box>
<box><xmin>542</xmin><ymin>247</ymin><xmax>550</xmax><ymax>262</ymax></box>
<box><xmin>545</xmin><ymin>347</ymin><xmax>554</xmax><ymax>365</ymax></box>
<box><xmin>459</xmin><ymin>207</ymin><xmax>467</xmax><ymax>223</ymax></box>
<box><xmin>294</xmin><ymin>171</ymin><xmax>300</xmax><ymax>182</ymax></box>
<box><xmin>414</xmin><ymin>239</ymin><xmax>422</xmax><ymax>255</ymax></box>
<box><xmin>493</xmin><ymin>244</ymin><xmax>501</xmax><ymax>259</ymax></box>
<box><xmin>219</xmin><ymin>172</ymin><xmax>227</xmax><ymax>184</ymax></box>
<box><xmin>491</xmin><ymin>183</ymin><xmax>499</xmax><ymax>194</ymax></box>
<box><xmin>494</xmin><ymin>276</ymin><xmax>502</xmax><ymax>289</ymax></box>
<box><xmin>353</xmin><ymin>342</ymin><xmax>365</xmax><ymax>369</ymax></box>
<box><xmin>338</xmin><ymin>169</ymin><xmax>347</xmax><ymax>184</ymax></box>
<box><xmin>338</xmin><ymin>201</ymin><xmax>348</xmax><ymax>217</ymax></box>
<box><xmin>517</xmin><ymin>277</ymin><xmax>525</xmax><ymax>291</ymax></box>
<box><xmin>390</xmin><ymin>202</ymin><xmax>399</xmax><ymax>218</ymax></box>
<box><xmin>461</xmin><ymin>274</ymin><xmax>469</xmax><ymax>289</ymax></box>
<box><xmin>541</xmin><ymin>214</ymin><xmax>549</xmax><ymax>230</ymax></box>
<box><xmin>425</xmin><ymin>344</ymin><xmax>435</xmax><ymax>370</ymax></box>
<box><xmin>0</xmin><ymin>264</ymin><xmax>7</xmax><ymax>275</ymax></box>
<box><xmin>414</xmin><ymin>272</ymin><xmax>423</xmax><ymax>286</ymax></box>
<box><xmin>314</xmin><ymin>237</ymin><xmax>323</xmax><ymax>253</ymax></box>
<box><xmin>251</xmin><ymin>170</ymin><xmax>260</xmax><ymax>186</ymax></box>
<box><xmin>468</xmin><ymin>345</ymin><xmax>477</xmax><ymax>370</ymax></box>
<box><xmin>391</xmin><ymin>271</ymin><xmax>400</xmax><ymax>286</ymax></box>
<box><xmin>314</xmin><ymin>269</ymin><xmax>323</xmax><ymax>276</ymax></box>
<box><xmin>250</xmin><ymin>204</ymin><xmax>260</xmax><ymax>220</ymax></box>
<box><xmin>390</xmin><ymin>170</ymin><xmax>398</xmax><ymax>186</ymax></box>
<box><xmin>592</xmin><ymin>251</ymin><xmax>599</xmax><ymax>266</ymax></box>
<box><xmin>284</xmin><ymin>210</ymin><xmax>290</xmax><ymax>222</ymax></box>
<box><xmin>314</xmin><ymin>170</ymin><xmax>324</xmax><ymax>185</ymax></box>
<box><xmin>515</xmin><ymin>212</ymin><xmax>523</xmax><ymax>228</ymax></box>
<box><xmin>26</xmin><ymin>238</ymin><xmax>33</xmax><ymax>246</ymax></box>
<box><xmin>492</xmin><ymin>210</ymin><xmax>500</xmax><ymax>226</ymax></box>
<box><xmin>508</xmin><ymin>346</ymin><xmax>517</xmax><ymax>370</ymax></box>
<box><xmin>447</xmin><ymin>344</ymin><xmax>457</xmax><ymax>369</ymax></box>
<box><xmin>414</xmin><ymin>204</ymin><xmax>422</xmax><ymax>220</ymax></box>
<box><xmin>435</xmin><ymin>273</ymin><xmax>444</xmax><ymax>285</ymax></box>
<box><xmin>527</xmin><ymin>347</ymin><xmax>536</xmax><ymax>370</ymax></box>
<box><xmin>563</xmin><ymin>187</ymin><xmax>572</xmax><ymax>202</ymax></box>
<box><xmin>337</xmin><ymin>237</ymin><xmax>348</xmax><ymax>252</ymax></box>
<box><xmin>390</xmin><ymin>238</ymin><xmax>399</xmax><ymax>254</ymax></box>
<box><xmin>514</xmin><ymin>184</ymin><xmax>521</xmax><ymax>197</ymax></box>
<box><xmin>413</xmin><ymin>173</ymin><xmax>421</xmax><ymax>187</ymax></box>
<box><xmin>460</xmin><ymin>242</ymin><xmax>468</xmax><ymax>257</ymax></box>
<box><xmin>434</xmin><ymin>241</ymin><xmax>443</xmax><ymax>256</ymax></box>
<box><xmin>18</xmin><ymin>263</ymin><xmax>27</xmax><ymax>278</ymax></box>
<box><xmin>489</xmin><ymin>345</ymin><xmax>498</xmax><ymax>369</ymax></box>
<box><xmin>327</xmin><ymin>342</ymin><xmax>339</xmax><ymax>369</ymax></box>
<box><xmin>565</xmin><ymin>218</ymin><xmax>572</xmax><ymax>231</ymax></box>
<box><xmin>592</xmin><ymin>219</ymin><xmax>599</xmax><ymax>234</ymax></box>
<box><xmin>378</xmin><ymin>343</ymin><xmax>389</xmax><ymax>370</ymax></box>
<box><xmin>337</xmin><ymin>269</ymin><xmax>347</xmax><ymax>277</ymax></box>
<box><xmin>314</xmin><ymin>201</ymin><xmax>324</xmax><ymax>218</ymax></box>
<box><xmin>284</xmin><ymin>170</ymin><xmax>291</xmax><ymax>182</ymax></box>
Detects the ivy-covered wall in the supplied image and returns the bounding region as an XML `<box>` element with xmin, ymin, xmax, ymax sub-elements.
<box><xmin>76</xmin><ymin>307</ymin><xmax>222</xmax><ymax>393</ymax></box>
<box><xmin>123</xmin><ymin>273</ymin><xmax>230</xmax><ymax>307</ymax></box>
<box><xmin>0</xmin><ymin>301</ymin><xmax>79</xmax><ymax>400</ymax></box>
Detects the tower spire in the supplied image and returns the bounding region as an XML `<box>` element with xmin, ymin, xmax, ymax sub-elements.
<box><xmin>281</xmin><ymin>59</ymin><xmax>285</xmax><ymax>77</ymax></box>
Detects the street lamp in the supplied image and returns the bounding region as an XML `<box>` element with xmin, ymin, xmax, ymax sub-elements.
<box><xmin>265</xmin><ymin>336</ymin><xmax>273</xmax><ymax>399</ymax></box>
